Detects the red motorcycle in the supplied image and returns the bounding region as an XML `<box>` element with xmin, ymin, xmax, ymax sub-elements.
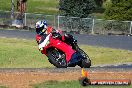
<box><xmin>38</xmin><ymin>33</ymin><xmax>91</xmax><ymax>68</ymax></box>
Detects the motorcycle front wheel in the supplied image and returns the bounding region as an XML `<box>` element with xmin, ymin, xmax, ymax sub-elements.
<box><xmin>47</xmin><ymin>49</ymin><xmax>67</xmax><ymax>68</ymax></box>
<box><xmin>77</xmin><ymin>48</ymin><xmax>91</xmax><ymax>68</ymax></box>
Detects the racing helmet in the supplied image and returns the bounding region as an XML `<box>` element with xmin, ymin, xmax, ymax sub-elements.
<box><xmin>35</xmin><ymin>20</ymin><xmax>47</xmax><ymax>35</ymax></box>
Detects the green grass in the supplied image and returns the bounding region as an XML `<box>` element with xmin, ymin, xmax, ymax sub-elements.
<box><xmin>32</xmin><ymin>80</ymin><xmax>132</xmax><ymax>88</ymax></box>
<box><xmin>80</xmin><ymin>45</ymin><xmax>132</xmax><ymax>65</ymax></box>
<box><xmin>0</xmin><ymin>0</ymin><xmax>11</xmax><ymax>11</ymax></box>
<box><xmin>0</xmin><ymin>38</ymin><xmax>52</xmax><ymax>68</ymax></box>
<box><xmin>0</xmin><ymin>37</ymin><xmax>132</xmax><ymax>68</ymax></box>
<box><xmin>27</xmin><ymin>0</ymin><xmax>59</xmax><ymax>14</ymax></box>
<box><xmin>0</xmin><ymin>0</ymin><xmax>59</xmax><ymax>14</ymax></box>
<box><xmin>0</xmin><ymin>86</ymin><xmax>7</xmax><ymax>88</ymax></box>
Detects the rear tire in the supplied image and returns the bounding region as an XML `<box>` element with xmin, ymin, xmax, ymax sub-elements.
<box><xmin>47</xmin><ymin>49</ymin><xmax>67</xmax><ymax>68</ymax></box>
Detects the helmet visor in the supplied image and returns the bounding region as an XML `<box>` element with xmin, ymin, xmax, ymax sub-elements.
<box><xmin>36</xmin><ymin>25</ymin><xmax>44</xmax><ymax>35</ymax></box>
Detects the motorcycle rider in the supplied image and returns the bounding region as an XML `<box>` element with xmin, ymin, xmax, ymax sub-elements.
<box><xmin>35</xmin><ymin>20</ymin><xmax>91</xmax><ymax>68</ymax></box>
<box><xmin>35</xmin><ymin>20</ymin><xmax>77</xmax><ymax>50</ymax></box>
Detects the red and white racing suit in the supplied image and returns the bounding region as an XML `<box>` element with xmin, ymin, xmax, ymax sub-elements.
<box><xmin>35</xmin><ymin>26</ymin><xmax>65</xmax><ymax>45</ymax></box>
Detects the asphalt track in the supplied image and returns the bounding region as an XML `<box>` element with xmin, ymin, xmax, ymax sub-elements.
<box><xmin>0</xmin><ymin>29</ymin><xmax>132</xmax><ymax>51</ymax></box>
<box><xmin>0</xmin><ymin>63</ymin><xmax>132</xmax><ymax>72</ymax></box>
<box><xmin>0</xmin><ymin>29</ymin><xmax>132</xmax><ymax>69</ymax></box>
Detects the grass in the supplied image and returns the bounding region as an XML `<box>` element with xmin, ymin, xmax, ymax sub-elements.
<box><xmin>27</xmin><ymin>0</ymin><xmax>59</xmax><ymax>14</ymax></box>
<box><xmin>0</xmin><ymin>86</ymin><xmax>7</xmax><ymax>88</ymax></box>
<box><xmin>32</xmin><ymin>80</ymin><xmax>132</xmax><ymax>88</ymax></box>
<box><xmin>0</xmin><ymin>0</ymin><xmax>11</xmax><ymax>11</ymax></box>
<box><xmin>0</xmin><ymin>37</ymin><xmax>132</xmax><ymax>68</ymax></box>
<box><xmin>80</xmin><ymin>45</ymin><xmax>132</xmax><ymax>65</ymax></box>
<box><xmin>0</xmin><ymin>37</ymin><xmax>52</xmax><ymax>68</ymax></box>
<box><xmin>0</xmin><ymin>0</ymin><xmax>59</xmax><ymax>14</ymax></box>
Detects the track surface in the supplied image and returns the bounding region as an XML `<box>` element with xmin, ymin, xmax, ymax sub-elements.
<box><xmin>0</xmin><ymin>67</ymin><xmax>132</xmax><ymax>88</ymax></box>
<box><xmin>0</xmin><ymin>29</ymin><xmax>132</xmax><ymax>50</ymax></box>
<box><xmin>0</xmin><ymin>62</ymin><xmax>132</xmax><ymax>72</ymax></box>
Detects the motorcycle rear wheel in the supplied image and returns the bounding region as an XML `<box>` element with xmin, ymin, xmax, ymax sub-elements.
<box><xmin>47</xmin><ymin>49</ymin><xmax>67</xmax><ymax>68</ymax></box>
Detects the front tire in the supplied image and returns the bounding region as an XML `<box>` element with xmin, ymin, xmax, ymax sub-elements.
<box><xmin>80</xmin><ymin>59</ymin><xmax>91</xmax><ymax>68</ymax></box>
<box><xmin>78</xmin><ymin>48</ymin><xmax>91</xmax><ymax>68</ymax></box>
<box><xmin>47</xmin><ymin>49</ymin><xmax>67</xmax><ymax>68</ymax></box>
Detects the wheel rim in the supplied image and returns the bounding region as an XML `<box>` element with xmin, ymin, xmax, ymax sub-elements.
<box><xmin>51</xmin><ymin>50</ymin><xmax>66</xmax><ymax>66</ymax></box>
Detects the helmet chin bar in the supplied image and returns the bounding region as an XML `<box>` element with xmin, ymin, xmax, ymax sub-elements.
<box><xmin>40</xmin><ymin>28</ymin><xmax>47</xmax><ymax>34</ymax></box>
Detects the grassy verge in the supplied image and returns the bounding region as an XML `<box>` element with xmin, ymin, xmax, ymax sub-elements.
<box><xmin>80</xmin><ymin>45</ymin><xmax>132</xmax><ymax>65</ymax></box>
<box><xmin>0</xmin><ymin>37</ymin><xmax>132</xmax><ymax>68</ymax></box>
<box><xmin>0</xmin><ymin>0</ymin><xmax>59</xmax><ymax>14</ymax></box>
<box><xmin>27</xmin><ymin>0</ymin><xmax>59</xmax><ymax>14</ymax></box>
<box><xmin>32</xmin><ymin>80</ymin><xmax>132</xmax><ymax>88</ymax></box>
<box><xmin>0</xmin><ymin>86</ymin><xmax>7</xmax><ymax>88</ymax></box>
<box><xmin>0</xmin><ymin>38</ymin><xmax>52</xmax><ymax>68</ymax></box>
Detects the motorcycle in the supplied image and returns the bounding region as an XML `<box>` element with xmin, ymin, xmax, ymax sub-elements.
<box><xmin>38</xmin><ymin>32</ymin><xmax>91</xmax><ymax>68</ymax></box>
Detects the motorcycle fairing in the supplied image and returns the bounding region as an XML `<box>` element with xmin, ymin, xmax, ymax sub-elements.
<box><xmin>39</xmin><ymin>33</ymin><xmax>77</xmax><ymax>63</ymax></box>
<box><xmin>49</xmin><ymin>38</ymin><xmax>75</xmax><ymax>63</ymax></box>
<box><xmin>39</xmin><ymin>34</ymin><xmax>50</xmax><ymax>50</ymax></box>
